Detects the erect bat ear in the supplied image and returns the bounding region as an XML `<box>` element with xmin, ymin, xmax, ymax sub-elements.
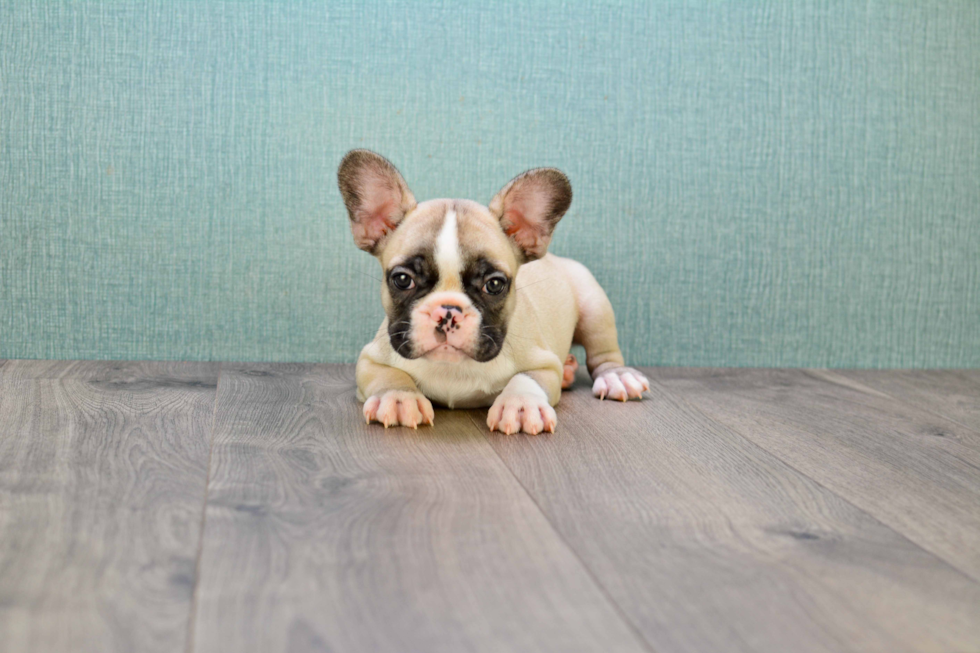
<box><xmin>488</xmin><ymin>168</ymin><xmax>572</xmax><ymax>261</ymax></box>
<box><xmin>337</xmin><ymin>149</ymin><xmax>417</xmax><ymax>254</ymax></box>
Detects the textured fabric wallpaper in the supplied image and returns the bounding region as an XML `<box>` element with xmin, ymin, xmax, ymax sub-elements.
<box><xmin>1</xmin><ymin>1</ymin><xmax>978</xmax><ymax>366</ymax></box>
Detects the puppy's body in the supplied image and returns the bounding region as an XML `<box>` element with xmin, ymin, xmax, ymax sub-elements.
<box><xmin>339</xmin><ymin>151</ymin><xmax>647</xmax><ymax>434</ymax></box>
<box><xmin>361</xmin><ymin>251</ymin><xmax>602</xmax><ymax>408</ymax></box>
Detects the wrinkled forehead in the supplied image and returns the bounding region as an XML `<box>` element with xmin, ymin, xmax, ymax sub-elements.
<box><xmin>381</xmin><ymin>199</ymin><xmax>518</xmax><ymax>274</ymax></box>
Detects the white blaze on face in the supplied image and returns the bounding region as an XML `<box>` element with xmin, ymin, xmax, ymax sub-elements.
<box><xmin>434</xmin><ymin>208</ymin><xmax>461</xmax><ymax>282</ymax></box>
<box><xmin>409</xmin><ymin>206</ymin><xmax>482</xmax><ymax>360</ymax></box>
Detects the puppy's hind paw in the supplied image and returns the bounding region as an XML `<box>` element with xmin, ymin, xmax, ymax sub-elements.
<box><xmin>592</xmin><ymin>368</ymin><xmax>650</xmax><ymax>402</ymax></box>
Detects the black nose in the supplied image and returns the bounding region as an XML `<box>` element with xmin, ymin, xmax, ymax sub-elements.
<box><xmin>437</xmin><ymin>305</ymin><xmax>462</xmax><ymax>333</ymax></box>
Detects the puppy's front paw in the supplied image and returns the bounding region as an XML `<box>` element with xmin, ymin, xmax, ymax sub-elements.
<box><xmin>593</xmin><ymin>367</ymin><xmax>650</xmax><ymax>401</ymax></box>
<box><xmin>487</xmin><ymin>394</ymin><xmax>557</xmax><ymax>435</ymax></box>
<box><xmin>363</xmin><ymin>390</ymin><xmax>435</xmax><ymax>429</ymax></box>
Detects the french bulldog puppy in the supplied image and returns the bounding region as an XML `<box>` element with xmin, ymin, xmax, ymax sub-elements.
<box><xmin>338</xmin><ymin>149</ymin><xmax>648</xmax><ymax>434</ymax></box>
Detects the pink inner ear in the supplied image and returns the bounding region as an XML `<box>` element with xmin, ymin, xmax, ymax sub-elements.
<box><xmin>351</xmin><ymin>164</ymin><xmax>407</xmax><ymax>249</ymax></box>
<box><xmin>351</xmin><ymin>197</ymin><xmax>398</xmax><ymax>250</ymax></box>
<box><xmin>503</xmin><ymin>206</ymin><xmax>550</xmax><ymax>258</ymax></box>
<box><xmin>502</xmin><ymin>207</ymin><xmax>527</xmax><ymax>237</ymax></box>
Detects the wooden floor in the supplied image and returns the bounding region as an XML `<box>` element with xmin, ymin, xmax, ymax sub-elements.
<box><xmin>1</xmin><ymin>361</ymin><xmax>979</xmax><ymax>653</ymax></box>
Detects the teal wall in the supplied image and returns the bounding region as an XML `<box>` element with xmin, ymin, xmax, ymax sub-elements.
<box><xmin>2</xmin><ymin>1</ymin><xmax>978</xmax><ymax>367</ymax></box>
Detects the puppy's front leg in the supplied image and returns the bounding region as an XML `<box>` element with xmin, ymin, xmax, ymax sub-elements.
<box><xmin>356</xmin><ymin>356</ymin><xmax>435</xmax><ymax>429</ymax></box>
<box><xmin>487</xmin><ymin>370</ymin><xmax>561</xmax><ymax>435</ymax></box>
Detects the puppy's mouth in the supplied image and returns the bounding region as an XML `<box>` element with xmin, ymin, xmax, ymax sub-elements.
<box><xmin>387</xmin><ymin>315</ymin><xmax>506</xmax><ymax>363</ymax></box>
<box><xmin>419</xmin><ymin>342</ymin><xmax>475</xmax><ymax>362</ymax></box>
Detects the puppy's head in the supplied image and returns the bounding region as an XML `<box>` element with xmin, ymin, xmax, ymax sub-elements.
<box><xmin>338</xmin><ymin>149</ymin><xmax>571</xmax><ymax>363</ymax></box>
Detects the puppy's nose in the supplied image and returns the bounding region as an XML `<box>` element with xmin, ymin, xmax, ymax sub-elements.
<box><xmin>432</xmin><ymin>304</ymin><xmax>463</xmax><ymax>332</ymax></box>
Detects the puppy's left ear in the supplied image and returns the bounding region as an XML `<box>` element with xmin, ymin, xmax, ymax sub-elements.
<box><xmin>489</xmin><ymin>168</ymin><xmax>572</xmax><ymax>261</ymax></box>
<box><xmin>338</xmin><ymin>149</ymin><xmax>417</xmax><ymax>254</ymax></box>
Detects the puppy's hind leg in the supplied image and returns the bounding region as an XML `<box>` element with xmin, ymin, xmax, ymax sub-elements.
<box><xmin>562</xmin><ymin>259</ymin><xmax>650</xmax><ymax>401</ymax></box>
<box><xmin>561</xmin><ymin>354</ymin><xmax>578</xmax><ymax>389</ymax></box>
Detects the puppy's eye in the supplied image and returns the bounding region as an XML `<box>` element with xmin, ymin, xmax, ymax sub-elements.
<box><xmin>390</xmin><ymin>272</ymin><xmax>415</xmax><ymax>291</ymax></box>
<box><xmin>483</xmin><ymin>275</ymin><xmax>507</xmax><ymax>295</ymax></box>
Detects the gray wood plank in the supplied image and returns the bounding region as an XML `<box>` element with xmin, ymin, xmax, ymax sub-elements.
<box><xmin>828</xmin><ymin>369</ymin><xmax>980</xmax><ymax>435</ymax></box>
<box><xmin>649</xmin><ymin>368</ymin><xmax>980</xmax><ymax>582</ymax></box>
<box><xmin>479</xmin><ymin>373</ymin><xmax>980</xmax><ymax>653</ymax></box>
<box><xmin>190</xmin><ymin>364</ymin><xmax>648</xmax><ymax>653</ymax></box>
<box><xmin>0</xmin><ymin>360</ymin><xmax>219</xmax><ymax>653</ymax></box>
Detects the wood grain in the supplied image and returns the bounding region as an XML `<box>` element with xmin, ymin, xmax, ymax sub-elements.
<box><xmin>6</xmin><ymin>362</ymin><xmax>979</xmax><ymax>653</ymax></box>
<box><xmin>479</xmin><ymin>372</ymin><xmax>980</xmax><ymax>653</ymax></box>
<box><xmin>829</xmin><ymin>369</ymin><xmax>980</xmax><ymax>435</ymax></box>
<box><xmin>189</xmin><ymin>364</ymin><xmax>647</xmax><ymax>653</ymax></box>
<box><xmin>0</xmin><ymin>360</ymin><xmax>219</xmax><ymax>653</ymax></box>
<box><xmin>649</xmin><ymin>368</ymin><xmax>980</xmax><ymax>582</ymax></box>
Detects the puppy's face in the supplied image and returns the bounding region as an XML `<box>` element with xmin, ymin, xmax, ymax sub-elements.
<box><xmin>338</xmin><ymin>150</ymin><xmax>571</xmax><ymax>363</ymax></box>
<box><xmin>378</xmin><ymin>200</ymin><xmax>519</xmax><ymax>362</ymax></box>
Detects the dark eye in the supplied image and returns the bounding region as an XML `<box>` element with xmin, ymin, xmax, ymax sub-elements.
<box><xmin>483</xmin><ymin>275</ymin><xmax>507</xmax><ymax>295</ymax></box>
<box><xmin>390</xmin><ymin>271</ymin><xmax>415</xmax><ymax>291</ymax></box>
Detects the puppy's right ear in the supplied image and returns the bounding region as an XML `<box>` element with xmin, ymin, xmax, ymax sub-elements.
<box><xmin>338</xmin><ymin>149</ymin><xmax>417</xmax><ymax>254</ymax></box>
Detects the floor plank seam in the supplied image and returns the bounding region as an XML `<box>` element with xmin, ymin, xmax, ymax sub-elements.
<box><xmin>647</xmin><ymin>374</ymin><xmax>980</xmax><ymax>587</ymax></box>
<box><xmin>184</xmin><ymin>362</ymin><xmax>223</xmax><ymax>653</ymax></box>
<box><xmin>464</xmin><ymin>411</ymin><xmax>662</xmax><ymax>653</ymax></box>
<box><xmin>808</xmin><ymin>369</ymin><xmax>980</xmax><ymax>439</ymax></box>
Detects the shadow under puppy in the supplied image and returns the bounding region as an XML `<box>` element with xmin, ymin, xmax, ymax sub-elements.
<box><xmin>338</xmin><ymin>150</ymin><xmax>649</xmax><ymax>435</ymax></box>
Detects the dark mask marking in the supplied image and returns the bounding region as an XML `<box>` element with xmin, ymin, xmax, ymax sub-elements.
<box><xmin>462</xmin><ymin>257</ymin><xmax>511</xmax><ymax>362</ymax></box>
<box><xmin>386</xmin><ymin>253</ymin><xmax>438</xmax><ymax>358</ymax></box>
